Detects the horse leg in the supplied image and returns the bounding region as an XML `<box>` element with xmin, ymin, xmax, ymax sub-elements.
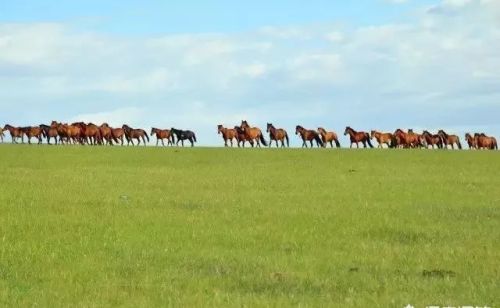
<box><xmin>190</xmin><ymin>138</ymin><xmax>194</xmax><ymax>147</ymax></box>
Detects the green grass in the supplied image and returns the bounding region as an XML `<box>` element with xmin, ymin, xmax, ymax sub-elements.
<box><xmin>0</xmin><ymin>145</ymin><xmax>498</xmax><ymax>307</ymax></box>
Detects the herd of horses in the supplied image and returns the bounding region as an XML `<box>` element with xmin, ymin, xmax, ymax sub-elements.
<box><xmin>1</xmin><ymin>120</ymin><xmax>497</xmax><ymax>150</ymax></box>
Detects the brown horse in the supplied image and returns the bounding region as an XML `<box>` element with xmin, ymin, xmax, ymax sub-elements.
<box><xmin>217</xmin><ymin>125</ymin><xmax>238</xmax><ymax>147</ymax></box>
<box><xmin>370</xmin><ymin>130</ymin><xmax>392</xmax><ymax>148</ymax></box>
<box><xmin>40</xmin><ymin>124</ymin><xmax>59</xmax><ymax>145</ymax></box>
<box><xmin>422</xmin><ymin>130</ymin><xmax>443</xmax><ymax>149</ymax></box>
<box><xmin>392</xmin><ymin>129</ymin><xmax>420</xmax><ymax>148</ymax></box>
<box><xmin>22</xmin><ymin>126</ymin><xmax>45</xmax><ymax>144</ymax></box>
<box><xmin>437</xmin><ymin>130</ymin><xmax>462</xmax><ymax>150</ymax></box>
<box><xmin>240</xmin><ymin>121</ymin><xmax>267</xmax><ymax>147</ymax></box>
<box><xmin>474</xmin><ymin>133</ymin><xmax>497</xmax><ymax>150</ymax></box>
<box><xmin>296</xmin><ymin>125</ymin><xmax>323</xmax><ymax>148</ymax></box>
<box><xmin>267</xmin><ymin>123</ymin><xmax>289</xmax><ymax>148</ymax></box>
<box><xmin>465</xmin><ymin>133</ymin><xmax>476</xmax><ymax>150</ymax></box>
<box><xmin>344</xmin><ymin>127</ymin><xmax>373</xmax><ymax>148</ymax></box>
<box><xmin>317</xmin><ymin>127</ymin><xmax>340</xmax><ymax>148</ymax></box>
<box><xmin>99</xmin><ymin>123</ymin><xmax>114</xmax><ymax>145</ymax></box>
<box><xmin>234</xmin><ymin>126</ymin><xmax>253</xmax><ymax>147</ymax></box>
<box><xmin>151</xmin><ymin>128</ymin><xmax>174</xmax><ymax>146</ymax></box>
<box><xmin>122</xmin><ymin>124</ymin><xmax>149</xmax><ymax>146</ymax></box>
<box><xmin>3</xmin><ymin>125</ymin><xmax>23</xmax><ymax>143</ymax></box>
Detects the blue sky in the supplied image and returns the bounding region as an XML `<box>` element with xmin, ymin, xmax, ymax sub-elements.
<box><xmin>1</xmin><ymin>0</ymin><xmax>499</xmax><ymax>146</ymax></box>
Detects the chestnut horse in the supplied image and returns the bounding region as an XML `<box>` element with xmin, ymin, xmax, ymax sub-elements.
<box><xmin>122</xmin><ymin>125</ymin><xmax>149</xmax><ymax>146</ymax></box>
<box><xmin>240</xmin><ymin>121</ymin><xmax>267</xmax><ymax>147</ymax></box>
<box><xmin>393</xmin><ymin>129</ymin><xmax>420</xmax><ymax>148</ymax></box>
<box><xmin>318</xmin><ymin>127</ymin><xmax>340</xmax><ymax>148</ymax></box>
<box><xmin>474</xmin><ymin>133</ymin><xmax>497</xmax><ymax>150</ymax></box>
<box><xmin>3</xmin><ymin>125</ymin><xmax>23</xmax><ymax>143</ymax></box>
<box><xmin>370</xmin><ymin>130</ymin><xmax>392</xmax><ymax>148</ymax></box>
<box><xmin>22</xmin><ymin>126</ymin><xmax>45</xmax><ymax>144</ymax></box>
<box><xmin>437</xmin><ymin>130</ymin><xmax>462</xmax><ymax>150</ymax></box>
<box><xmin>344</xmin><ymin>127</ymin><xmax>373</xmax><ymax>148</ymax></box>
<box><xmin>40</xmin><ymin>124</ymin><xmax>59</xmax><ymax>145</ymax></box>
<box><xmin>151</xmin><ymin>128</ymin><xmax>174</xmax><ymax>146</ymax></box>
<box><xmin>110</xmin><ymin>126</ymin><xmax>126</xmax><ymax>146</ymax></box>
<box><xmin>296</xmin><ymin>125</ymin><xmax>323</xmax><ymax>148</ymax></box>
<box><xmin>465</xmin><ymin>133</ymin><xmax>476</xmax><ymax>150</ymax></box>
<box><xmin>217</xmin><ymin>125</ymin><xmax>238</xmax><ymax>147</ymax></box>
<box><xmin>234</xmin><ymin>126</ymin><xmax>254</xmax><ymax>148</ymax></box>
<box><xmin>99</xmin><ymin>123</ymin><xmax>114</xmax><ymax>145</ymax></box>
<box><xmin>422</xmin><ymin>130</ymin><xmax>443</xmax><ymax>149</ymax></box>
<box><xmin>267</xmin><ymin>123</ymin><xmax>289</xmax><ymax>148</ymax></box>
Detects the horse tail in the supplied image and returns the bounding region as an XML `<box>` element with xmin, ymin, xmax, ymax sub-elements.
<box><xmin>314</xmin><ymin>134</ymin><xmax>323</xmax><ymax>147</ymax></box>
<box><xmin>144</xmin><ymin>130</ymin><xmax>150</xmax><ymax>142</ymax></box>
<box><xmin>334</xmin><ymin>138</ymin><xmax>341</xmax><ymax>148</ymax></box>
<box><xmin>366</xmin><ymin>133</ymin><xmax>374</xmax><ymax>148</ymax></box>
<box><xmin>259</xmin><ymin>133</ymin><xmax>267</xmax><ymax>146</ymax></box>
<box><xmin>193</xmin><ymin>133</ymin><xmax>197</xmax><ymax>143</ymax></box>
<box><xmin>285</xmin><ymin>132</ymin><xmax>289</xmax><ymax>147</ymax></box>
<box><xmin>457</xmin><ymin>139</ymin><xmax>462</xmax><ymax>150</ymax></box>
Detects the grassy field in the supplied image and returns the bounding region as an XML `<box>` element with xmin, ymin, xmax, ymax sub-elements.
<box><xmin>0</xmin><ymin>145</ymin><xmax>498</xmax><ymax>307</ymax></box>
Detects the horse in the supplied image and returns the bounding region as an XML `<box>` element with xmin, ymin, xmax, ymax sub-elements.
<box><xmin>437</xmin><ymin>130</ymin><xmax>462</xmax><ymax>150</ymax></box>
<box><xmin>217</xmin><ymin>125</ymin><xmax>237</xmax><ymax>147</ymax></box>
<box><xmin>122</xmin><ymin>125</ymin><xmax>149</xmax><ymax>146</ymax></box>
<box><xmin>317</xmin><ymin>127</ymin><xmax>340</xmax><ymax>148</ymax></box>
<box><xmin>99</xmin><ymin>123</ymin><xmax>114</xmax><ymax>145</ymax></box>
<box><xmin>40</xmin><ymin>124</ymin><xmax>59</xmax><ymax>145</ymax></box>
<box><xmin>267</xmin><ymin>123</ymin><xmax>289</xmax><ymax>148</ymax></box>
<box><xmin>422</xmin><ymin>130</ymin><xmax>443</xmax><ymax>149</ymax></box>
<box><xmin>171</xmin><ymin>128</ymin><xmax>197</xmax><ymax>147</ymax></box>
<box><xmin>234</xmin><ymin>126</ymin><xmax>254</xmax><ymax>148</ymax></box>
<box><xmin>474</xmin><ymin>133</ymin><xmax>497</xmax><ymax>150</ymax></box>
<box><xmin>151</xmin><ymin>128</ymin><xmax>174</xmax><ymax>146</ymax></box>
<box><xmin>109</xmin><ymin>126</ymin><xmax>125</xmax><ymax>146</ymax></box>
<box><xmin>240</xmin><ymin>121</ymin><xmax>267</xmax><ymax>147</ymax></box>
<box><xmin>3</xmin><ymin>125</ymin><xmax>23</xmax><ymax>144</ymax></box>
<box><xmin>295</xmin><ymin>125</ymin><xmax>323</xmax><ymax>148</ymax></box>
<box><xmin>465</xmin><ymin>133</ymin><xmax>477</xmax><ymax>150</ymax></box>
<box><xmin>392</xmin><ymin>129</ymin><xmax>420</xmax><ymax>149</ymax></box>
<box><xmin>370</xmin><ymin>130</ymin><xmax>393</xmax><ymax>148</ymax></box>
<box><xmin>22</xmin><ymin>126</ymin><xmax>45</xmax><ymax>145</ymax></box>
<box><xmin>344</xmin><ymin>127</ymin><xmax>373</xmax><ymax>148</ymax></box>
<box><xmin>0</xmin><ymin>127</ymin><xmax>4</xmax><ymax>143</ymax></box>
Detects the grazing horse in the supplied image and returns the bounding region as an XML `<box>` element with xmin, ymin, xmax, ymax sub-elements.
<box><xmin>344</xmin><ymin>127</ymin><xmax>373</xmax><ymax>148</ymax></box>
<box><xmin>234</xmin><ymin>126</ymin><xmax>254</xmax><ymax>148</ymax></box>
<box><xmin>295</xmin><ymin>125</ymin><xmax>323</xmax><ymax>148</ymax></box>
<box><xmin>217</xmin><ymin>125</ymin><xmax>238</xmax><ymax>147</ymax></box>
<box><xmin>474</xmin><ymin>133</ymin><xmax>497</xmax><ymax>150</ymax></box>
<box><xmin>171</xmin><ymin>128</ymin><xmax>197</xmax><ymax>147</ymax></box>
<box><xmin>267</xmin><ymin>123</ymin><xmax>289</xmax><ymax>148</ymax></box>
<box><xmin>370</xmin><ymin>130</ymin><xmax>393</xmax><ymax>148</ymax></box>
<box><xmin>422</xmin><ymin>130</ymin><xmax>443</xmax><ymax>149</ymax></box>
<box><xmin>122</xmin><ymin>125</ymin><xmax>149</xmax><ymax>146</ymax></box>
<box><xmin>465</xmin><ymin>133</ymin><xmax>477</xmax><ymax>150</ymax></box>
<box><xmin>437</xmin><ymin>130</ymin><xmax>462</xmax><ymax>150</ymax></box>
<box><xmin>318</xmin><ymin>127</ymin><xmax>340</xmax><ymax>148</ymax></box>
<box><xmin>3</xmin><ymin>125</ymin><xmax>23</xmax><ymax>144</ymax></box>
<box><xmin>151</xmin><ymin>128</ymin><xmax>174</xmax><ymax>146</ymax></box>
<box><xmin>240</xmin><ymin>121</ymin><xmax>267</xmax><ymax>147</ymax></box>
<box><xmin>22</xmin><ymin>126</ymin><xmax>44</xmax><ymax>144</ymax></box>
<box><xmin>40</xmin><ymin>124</ymin><xmax>59</xmax><ymax>145</ymax></box>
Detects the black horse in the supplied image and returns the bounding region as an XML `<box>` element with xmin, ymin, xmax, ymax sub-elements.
<box><xmin>171</xmin><ymin>128</ymin><xmax>197</xmax><ymax>147</ymax></box>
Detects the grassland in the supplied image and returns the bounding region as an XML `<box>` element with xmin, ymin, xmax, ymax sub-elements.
<box><xmin>0</xmin><ymin>145</ymin><xmax>498</xmax><ymax>307</ymax></box>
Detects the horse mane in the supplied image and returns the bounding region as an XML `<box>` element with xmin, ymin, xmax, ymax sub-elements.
<box><xmin>439</xmin><ymin>130</ymin><xmax>449</xmax><ymax>138</ymax></box>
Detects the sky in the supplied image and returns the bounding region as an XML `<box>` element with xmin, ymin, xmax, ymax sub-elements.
<box><xmin>1</xmin><ymin>0</ymin><xmax>499</xmax><ymax>146</ymax></box>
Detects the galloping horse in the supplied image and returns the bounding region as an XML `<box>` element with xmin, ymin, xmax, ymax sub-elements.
<box><xmin>171</xmin><ymin>128</ymin><xmax>197</xmax><ymax>147</ymax></box>
<box><xmin>151</xmin><ymin>128</ymin><xmax>174</xmax><ymax>146</ymax></box>
<box><xmin>392</xmin><ymin>129</ymin><xmax>420</xmax><ymax>148</ymax></box>
<box><xmin>437</xmin><ymin>130</ymin><xmax>462</xmax><ymax>149</ymax></box>
<box><xmin>22</xmin><ymin>126</ymin><xmax>45</xmax><ymax>144</ymax></box>
<box><xmin>122</xmin><ymin>125</ymin><xmax>149</xmax><ymax>146</ymax></box>
<box><xmin>317</xmin><ymin>127</ymin><xmax>340</xmax><ymax>148</ymax></box>
<box><xmin>234</xmin><ymin>126</ymin><xmax>253</xmax><ymax>147</ymax></box>
<box><xmin>422</xmin><ymin>130</ymin><xmax>443</xmax><ymax>149</ymax></box>
<box><xmin>3</xmin><ymin>125</ymin><xmax>23</xmax><ymax>143</ymax></box>
<box><xmin>240</xmin><ymin>121</ymin><xmax>267</xmax><ymax>147</ymax></box>
<box><xmin>474</xmin><ymin>133</ymin><xmax>497</xmax><ymax>150</ymax></box>
<box><xmin>267</xmin><ymin>123</ymin><xmax>289</xmax><ymax>148</ymax></box>
<box><xmin>344</xmin><ymin>127</ymin><xmax>373</xmax><ymax>148</ymax></box>
<box><xmin>40</xmin><ymin>124</ymin><xmax>59</xmax><ymax>145</ymax></box>
<box><xmin>295</xmin><ymin>125</ymin><xmax>323</xmax><ymax>148</ymax></box>
<box><xmin>465</xmin><ymin>133</ymin><xmax>476</xmax><ymax>149</ymax></box>
<box><xmin>370</xmin><ymin>130</ymin><xmax>393</xmax><ymax>148</ymax></box>
<box><xmin>217</xmin><ymin>125</ymin><xmax>238</xmax><ymax>147</ymax></box>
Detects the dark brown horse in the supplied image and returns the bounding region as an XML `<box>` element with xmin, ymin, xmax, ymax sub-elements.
<box><xmin>217</xmin><ymin>125</ymin><xmax>238</xmax><ymax>147</ymax></box>
<box><xmin>422</xmin><ymin>130</ymin><xmax>443</xmax><ymax>149</ymax></box>
<box><xmin>3</xmin><ymin>125</ymin><xmax>23</xmax><ymax>143</ymax></box>
<box><xmin>267</xmin><ymin>123</ymin><xmax>289</xmax><ymax>148</ymax></box>
<box><xmin>122</xmin><ymin>125</ymin><xmax>149</xmax><ymax>146</ymax></box>
<box><xmin>465</xmin><ymin>133</ymin><xmax>476</xmax><ymax>149</ymax></box>
<box><xmin>240</xmin><ymin>121</ymin><xmax>267</xmax><ymax>147</ymax></box>
<box><xmin>370</xmin><ymin>130</ymin><xmax>392</xmax><ymax>148</ymax></box>
<box><xmin>344</xmin><ymin>127</ymin><xmax>373</xmax><ymax>148</ymax></box>
<box><xmin>317</xmin><ymin>127</ymin><xmax>340</xmax><ymax>148</ymax></box>
<box><xmin>438</xmin><ymin>130</ymin><xmax>462</xmax><ymax>150</ymax></box>
<box><xmin>151</xmin><ymin>128</ymin><xmax>174</xmax><ymax>146</ymax></box>
<box><xmin>295</xmin><ymin>125</ymin><xmax>323</xmax><ymax>148</ymax></box>
<box><xmin>234</xmin><ymin>126</ymin><xmax>253</xmax><ymax>147</ymax></box>
<box><xmin>474</xmin><ymin>133</ymin><xmax>497</xmax><ymax>150</ymax></box>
